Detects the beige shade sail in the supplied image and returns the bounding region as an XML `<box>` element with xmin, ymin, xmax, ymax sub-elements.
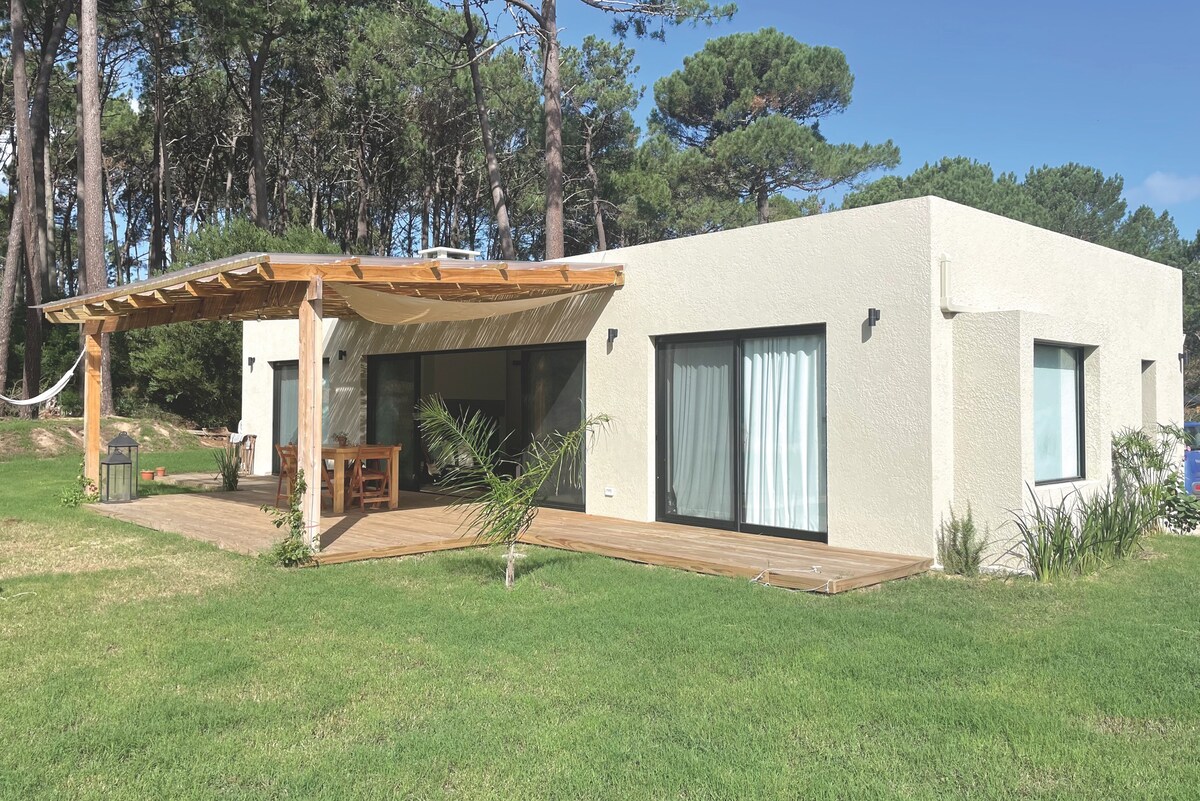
<box><xmin>331</xmin><ymin>282</ymin><xmax>609</xmax><ymax>325</ymax></box>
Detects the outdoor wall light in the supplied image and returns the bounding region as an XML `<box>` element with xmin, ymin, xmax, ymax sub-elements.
<box><xmin>247</xmin><ymin>356</ymin><xmax>256</xmax><ymax>370</ymax></box>
<box><xmin>867</xmin><ymin>308</ymin><xmax>881</xmax><ymax>327</ymax></box>
<box><xmin>1180</xmin><ymin>351</ymin><xmax>1189</xmax><ymax>369</ymax></box>
<box><xmin>607</xmin><ymin>328</ymin><xmax>619</xmax><ymax>345</ymax></box>
<box><xmin>338</xmin><ymin>350</ymin><xmax>347</xmax><ymax>361</ymax></box>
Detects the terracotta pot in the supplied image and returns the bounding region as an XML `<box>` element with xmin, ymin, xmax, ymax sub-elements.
<box><xmin>155</xmin><ymin>467</ymin><xmax>167</xmax><ymax>478</ymax></box>
<box><xmin>140</xmin><ymin>470</ymin><xmax>155</xmax><ymax>481</ymax></box>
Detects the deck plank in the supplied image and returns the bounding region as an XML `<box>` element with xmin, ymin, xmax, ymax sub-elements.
<box><xmin>92</xmin><ymin>476</ymin><xmax>931</xmax><ymax>593</ymax></box>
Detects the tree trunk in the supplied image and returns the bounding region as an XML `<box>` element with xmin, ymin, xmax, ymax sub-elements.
<box><xmin>355</xmin><ymin>127</ymin><xmax>370</xmax><ymax>250</ymax></box>
<box><xmin>756</xmin><ymin>180</ymin><xmax>770</xmax><ymax>224</ymax></box>
<box><xmin>11</xmin><ymin>0</ymin><xmax>40</xmax><ymax>417</ymax></box>
<box><xmin>583</xmin><ymin>122</ymin><xmax>607</xmax><ymax>252</ymax></box>
<box><xmin>463</xmin><ymin>0</ymin><xmax>516</xmax><ymax>260</ymax></box>
<box><xmin>81</xmin><ymin>0</ymin><xmax>113</xmax><ymax>414</ymax></box>
<box><xmin>505</xmin><ymin>540</ymin><xmax>516</xmax><ymax>589</ymax></box>
<box><xmin>149</xmin><ymin>19</ymin><xmax>167</xmax><ymax>273</ymax></box>
<box><xmin>246</xmin><ymin>36</ymin><xmax>273</xmax><ymax>229</ymax></box>
<box><xmin>540</xmin><ymin>0</ymin><xmax>564</xmax><ymax>259</ymax></box>
<box><xmin>0</xmin><ymin>203</ymin><xmax>24</xmax><ymax>395</ymax></box>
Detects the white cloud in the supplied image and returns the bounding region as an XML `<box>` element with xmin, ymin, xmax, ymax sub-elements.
<box><xmin>1129</xmin><ymin>171</ymin><xmax>1200</xmax><ymax>206</ymax></box>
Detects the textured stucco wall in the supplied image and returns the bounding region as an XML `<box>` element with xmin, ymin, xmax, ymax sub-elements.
<box><xmin>241</xmin><ymin>196</ymin><xmax>1183</xmax><ymax>560</ymax></box>
<box><xmin>929</xmin><ymin>198</ymin><xmax>1184</xmax><ymax>557</ymax></box>
<box><xmin>568</xmin><ymin>199</ymin><xmax>937</xmax><ymax>556</ymax></box>
<box><xmin>244</xmin><ymin>199</ymin><xmax>939</xmax><ymax>556</ymax></box>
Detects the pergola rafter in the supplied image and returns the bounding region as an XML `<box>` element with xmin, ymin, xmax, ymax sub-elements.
<box><xmin>41</xmin><ymin>252</ymin><xmax>624</xmax><ymax>551</ymax></box>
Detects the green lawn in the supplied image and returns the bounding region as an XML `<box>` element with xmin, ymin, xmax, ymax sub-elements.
<box><xmin>1</xmin><ymin>452</ymin><xmax>1198</xmax><ymax>799</ymax></box>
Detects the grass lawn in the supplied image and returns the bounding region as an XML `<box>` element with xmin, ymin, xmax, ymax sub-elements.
<box><xmin>2</xmin><ymin>451</ymin><xmax>1199</xmax><ymax>799</ymax></box>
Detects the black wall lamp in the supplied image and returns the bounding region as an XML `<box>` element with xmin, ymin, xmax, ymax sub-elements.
<box><xmin>867</xmin><ymin>308</ymin><xmax>881</xmax><ymax>327</ymax></box>
<box><xmin>337</xmin><ymin>350</ymin><xmax>347</xmax><ymax>361</ymax></box>
<box><xmin>607</xmin><ymin>328</ymin><xmax>619</xmax><ymax>346</ymax></box>
<box><xmin>247</xmin><ymin>356</ymin><xmax>256</xmax><ymax>370</ymax></box>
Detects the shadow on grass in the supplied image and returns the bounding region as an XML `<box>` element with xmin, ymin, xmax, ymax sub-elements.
<box><xmin>138</xmin><ymin>482</ymin><xmax>203</xmax><ymax>498</ymax></box>
<box><xmin>446</xmin><ymin>546</ymin><xmax>577</xmax><ymax>584</ymax></box>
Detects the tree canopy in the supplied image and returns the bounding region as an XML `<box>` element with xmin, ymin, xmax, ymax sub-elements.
<box><xmin>652</xmin><ymin>28</ymin><xmax>899</xmax><ymax>223</ymax></box>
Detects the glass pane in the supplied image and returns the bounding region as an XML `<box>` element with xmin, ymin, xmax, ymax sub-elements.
<box><xmin>368</xmin><ymin>356</ymin><xmax>419</xmax><ymax>489</ymax></box>
<box><xmin>525</xmin><ymin>347</ymin><xmax>586</xmax><ymax>508</ymax></box>
<box><xmin>1034</xmin><ymin>345</ymin><xmax>1082</xmax><ymax>481</ymax></box>
<box><xmin>272</xmin><ymin>362</ymin><xmax>330</xmax><ymax>474</ymax></box>
<box><xmin>741</xmin><ymin>334</ymin><xmax>827</xmax><ymax>532</ymax></box>
<box><xmin>662</xmin><ymin>340</ymin><xmax>735</xmax><ymax>521</ymax></box>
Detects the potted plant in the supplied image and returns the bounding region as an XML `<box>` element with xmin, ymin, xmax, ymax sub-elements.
<box><xmin>140</xmin><ymin>469</ymin><xmax>155</xmax><ymax>482</ymax></box>
<box><xmin>154</xmin><ymin>466</ymin><xmax>167</xmax><ymax>479</ymax></box>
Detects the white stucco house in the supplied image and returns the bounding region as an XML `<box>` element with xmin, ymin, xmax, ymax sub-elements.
<box><xmin>238</xmin><ymin>197</ymin><xmax>1183</xmax><ymax>560</ymax></box>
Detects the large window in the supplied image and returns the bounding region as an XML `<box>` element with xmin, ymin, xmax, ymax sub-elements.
<box><xmin>1033</xmin><ymin>343</ymin><xmax>1084</xmax><ymax>483</ymax></box>
<box><xmin>271</xmin><ymin>360</ymin><xmax>329</xmax><ymax>474</ymax></box>
<box><xmin>657</xmin><ymin>326</ymin><xmax>827</xmax><ymax>541</ymax></box>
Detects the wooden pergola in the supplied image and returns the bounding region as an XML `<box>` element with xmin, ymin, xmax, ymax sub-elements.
<box><xmin>41</xmin><ymin>252</ymin><xmax>624</xmax><ymax>549</ymax></box>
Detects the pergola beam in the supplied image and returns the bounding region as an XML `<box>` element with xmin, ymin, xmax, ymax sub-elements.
<box><xmin>83</xmin><ymin>333</ymin><xmax>102</xmax><ymax>484</ymax></box>
<box><xmin>260</xmin><ymin>262</ymin><xmax>622</xmax><ymax>286</ymax></box>
<box><xmin>296</xmin><ymin>277</ymin><xmax>323</xmax><ymax>552</ymax></box>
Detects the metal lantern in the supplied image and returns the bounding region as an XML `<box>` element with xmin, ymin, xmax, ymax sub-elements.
<box><xmin>106</xmin><ymin>432</ymin><xmax>140</xmax><ymax>500</ymax></box>
<box><xmin>99</xmin><ymin>451</ymin><xmax>134</xmax><ymax>503</ymax></box>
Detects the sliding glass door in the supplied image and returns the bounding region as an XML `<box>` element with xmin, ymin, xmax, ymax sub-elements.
<box><xmin>366</xmin><ymin>355</ymin><xmax>420</xmax><ymax>489</ymax></box>
<box><xmin>657</xmin><ymin>327</ymin><xmax>827</xmax><ymax>541</ymax></box>
<box><xmin>659</xmin><ymin>340</ymin><xmax>736</xmax><ymax>522</ymax></box>
<box><xmin>271</xmin><ymin>360</ymin><xmax>330</xmax><ymax>474</ymax></box>
<box><xmin>524</xmin><ymin>345</ymin><xmax>586</xmax><ymax>509</ymax></box>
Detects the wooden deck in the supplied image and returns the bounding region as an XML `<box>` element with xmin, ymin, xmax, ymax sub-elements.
<box><xmin>93</xmin><ymin>476</ymin><xmax>932</xmax><ymax>593</ymax></box>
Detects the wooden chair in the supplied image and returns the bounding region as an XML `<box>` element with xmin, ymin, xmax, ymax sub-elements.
<box><xmin>238</xmin><ymin>434</ymin><xmax>257</xmax><ymax>476</ymax></box>
<box><xmin>276</xmin><ymin>443</ymin><xmax>335</xmax><ymax>509</ymax></box>
<box><xmin>349</xmin><ymin>446</ymin><xmax>390</xmax><ymax>511</ymax></box>
<box><xmin>275</xmin><ymin>444</ymin><xmax>297</xmax><ymax>507</ymax></box>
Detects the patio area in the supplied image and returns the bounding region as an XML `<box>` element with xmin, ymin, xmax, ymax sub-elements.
<box><xmin>92</xmin><ymin>476</ymin><xmax>932</xmax><ymax>593</ymax></box>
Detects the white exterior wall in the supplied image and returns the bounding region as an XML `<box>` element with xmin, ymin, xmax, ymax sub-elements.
<box><xmin>241</xmin><ymin>196</ymin><xmax>1183</xmax><ymax>560</ymax></box>
<box><xmin>929</xmin><ymin>198</ymin><xmax>1183</xmax><ymax>556</ymax></box>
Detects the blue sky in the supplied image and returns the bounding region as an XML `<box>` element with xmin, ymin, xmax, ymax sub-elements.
<box><xmin>556</xmin><ymin>0</ymin><xmax>1200</xmax><ymax>236</ymax></box>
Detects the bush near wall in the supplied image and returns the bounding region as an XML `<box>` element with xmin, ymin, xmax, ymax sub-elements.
<box><xmin>1010</xmin><ymin>425</ymin><xmax>1200</xmax><ymax>581</ymax></box>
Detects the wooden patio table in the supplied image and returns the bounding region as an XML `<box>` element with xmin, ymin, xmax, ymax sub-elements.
<box><xmin>323</xmin><ymin>444</ymin><xmax>402</xmax><ymax>514</ymax></box>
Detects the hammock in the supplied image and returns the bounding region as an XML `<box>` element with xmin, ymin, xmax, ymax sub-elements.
<box><xmin>0</xmin><ymin>349</ymin><xmax>86</xmax><ymax>407</ymax></box>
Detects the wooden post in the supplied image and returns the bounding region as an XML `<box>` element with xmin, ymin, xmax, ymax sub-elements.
<box><xmin>83</xmin><ymin>330</ymin><xmax>103</xmax><ymax>484</ymax></box>
<box><xmin>297</xmin><ymin>277</ymin><xmax>323</xmax><ymax>551</ymax></box>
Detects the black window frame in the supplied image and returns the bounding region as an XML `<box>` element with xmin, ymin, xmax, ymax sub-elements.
<box><xmin>655</xmin><ymin>323</ymin><xmax>828</xmax><ymax>543</ymax></box>
<box><xmin>270</xmin><ymin>358</ymin><xmax>329</xmax><ymax>475</ymax></box>
<box><xmin>364</xmin><ymin>341</ymin><xmax>588</xmax><ymax>510</ymax></box>
<box><xmin>1032</xmin><ymin>341</ymin><xmax>1086</xmax><ymax>486</ymax></box>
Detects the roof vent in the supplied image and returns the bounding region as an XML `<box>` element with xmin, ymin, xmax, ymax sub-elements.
<box><xmin>418</xmin><ymin>246</ymin><xmax>481</xmax><ymax>261</ymax></box>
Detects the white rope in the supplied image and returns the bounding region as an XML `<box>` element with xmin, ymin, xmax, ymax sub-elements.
<box><xmin>0</xmin><ymin>349</ymin><xmax>86</xmax><ymax>407</ymax></box>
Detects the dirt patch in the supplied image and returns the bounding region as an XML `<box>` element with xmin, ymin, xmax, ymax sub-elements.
<box><xmin>1089</xmin><ymin>715</ymin><xmax>1182</xmax><ymax>737</ymax></box>
<box><xmin>0</xmin><ymin>417</ymin><xmax>201</xmax><ymax>460</ymax></box>
<box><xmin>30</xmin><ymin>428</ymin><xmax>68</xmax><ymax>457</ymax></box>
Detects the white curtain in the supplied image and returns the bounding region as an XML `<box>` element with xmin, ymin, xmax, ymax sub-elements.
<box><xmin>741</xmin><ymin>334</ymin><xmax>826</xmax><ymax>532</ymax></box>
<box><xmin>666</xmin><ymin>342</ymin><xmax>733</xmax><ymax>520</ymax></box>
<box><xmin>1034</xmin><ymin>345</ymin><xmax>1081</xmax><ymax>481</ymax></box>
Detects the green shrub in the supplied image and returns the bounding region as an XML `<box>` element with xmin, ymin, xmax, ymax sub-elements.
<box><xmin>213</xmin><ymin>443</ymin><xmax>241</xmax><ymax>491</ymax></box>
<box><xmin>59</xmin><ymin>465</ymin><xmax>99</xmax><ymax>508</ymax></box>
<box><xmin>1011</xmin><ymin>489</ymin><xmax>1083</xmax><ymax>582</ymax></box>
<box><xmin>1111</xmin><ymin>424</ymin><xmax>1200</xmax><ymax>533</ymax></box>
<box><xmin>1011</xmin><ymin>485</ymin><xmax>1155</xmax><ymax>582</ymax></box>
<box><xmin>261</xmin><ymin>469</ymin><xmax>313</xmax><ymax>567</ymax></box>
<box><xmin>937</xmin><ymin>505</ymin><xmax>987</xmax><ymax>576</ymax></box>
<box><xmin>1161</xmin><ymin>482</ymin><xmax>1200</xmax><ymax>534</ymax></box>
